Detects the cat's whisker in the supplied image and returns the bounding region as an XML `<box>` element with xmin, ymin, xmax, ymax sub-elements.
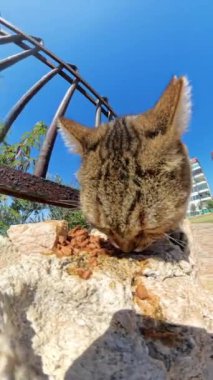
<box><xmin>164</xmin><ymin>233</ymin><xmax>187</xmax><ymax>248</ymax></box>
<box><xmin>56</xmin><ymin>199</ymin><xmax>80</xmax><ymax>208</ymax></box>
<box><xmin>57</xmin><ymin>199</ymin><xmax>79</xmax><ymax>203</ymax></box>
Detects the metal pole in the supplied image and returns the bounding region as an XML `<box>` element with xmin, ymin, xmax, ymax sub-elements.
<box><xmin>95</xmin><ymin>100</ymin><xmax>102</xmax><ymax>127</ymax></box>
<box><xmin>0</xmin><ymin>34</ymin><xmax>22</xmax><ymax>44</ymax></box>
<box><xmin>0</xmin><ymin>46</ymin><xmax>39</xmax><ymax>71</ymax></box>
<box><xmin>0</xmin><ymin>28</ymin><xmax>117</xmax><ymax>119</ymax></box>
<box><xmin>0</xmin><ymin>17</ymin><xmax>117</xmax><ymax>117</ymax></box>
<box><xmin>0</xmin><ymin>67</ymin><xmax>61</xmax><ymax>142</ymax></box>
<box><xmin>34</xmin><ymin>79</ymin><xmax>78</xmax><ymax>178</ymax></box>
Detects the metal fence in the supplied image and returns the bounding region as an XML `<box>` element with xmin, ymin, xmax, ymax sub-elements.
<box><xmin>0</xmin><ymin>17</ymin><xmax>117</xmax><ymax>208</ymax></box>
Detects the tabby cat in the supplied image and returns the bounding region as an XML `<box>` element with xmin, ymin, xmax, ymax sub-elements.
<box><xmin>58</xmin><ymin>76</ymin><xmax>192</xmax><ymax>253</ymax></box>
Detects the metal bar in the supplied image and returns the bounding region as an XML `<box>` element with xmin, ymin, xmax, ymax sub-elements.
<box><xmin>101</xmin><ymin>97</ymin><xmax>113</xmax><ymax>123</ymax></box>
<box><xmin>75</xmin><ymin>84</ymin><xmax>111</xmax><ymax>118</ymax></box>
<box><xmin>108</xmin><ymin>112</ymin><xmax>114</xmax><ymax>121</ymax></box>
<box><xmin>30</xmin><ymin>36</ymin><xmax>43</xmax><ymax>44</ymax></box>
<box><xmin>0</xmin><ymin>67</ymin><xmax>61</xmax><ymax>142</ymax></box>
<box><xmin>0</xmin><ymin>34</ymin><xmax>22</xmax><ymax>44</ymax></box>
<box><xmin>0</xmin><ymin>165</ymin><xmax>79</xmax><ymax>208</ymax></box>
<box><xmin>0</xmin><ymin>18</ymin><xmax>117</xmax><ymax>117</ymax></box>
<box><xmin>95</xmin><ymin>100</ymin><xmax>102</xmax><ymax>127</ymax></box>
<box><xmin>0</xmin><ymin>46</ymin><xmax>39</xmax><ymax>71</ymax></box>
<box><xmin>34</xmin><ymin>79</ymin><xmax>78</xmax><ymax>178</ymax></box>
<box><xmin>0</xmin><ymin>29</ymin><xmax>115</xmax><ymax>118</ymax></box>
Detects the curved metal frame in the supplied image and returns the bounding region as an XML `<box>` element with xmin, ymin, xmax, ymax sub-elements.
<box><xmin>0</xmin><ymin>17</ymin><xmax>117</xmax><ymax>208</ymax></box>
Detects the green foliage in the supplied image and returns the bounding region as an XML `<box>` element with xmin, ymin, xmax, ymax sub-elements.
<box><xmin>47</xmin><ymin>206</ymin><xmax>87</xmax><ymax>229</ymax></box>
<box><xmin>0</xmin><ymin>121</ymin><xmax>85</xmax><ymax>235</ymax></box>
<box><xmin>197</xmin><ymin>202</ymin><xmax>203</xmax><ymax>210</ymax></box>
<box><xmin>0</xmin><ymin>122</ymin><xmax>47</xmax><ymax>235</ymax></box>
<box><xmin>190</xmin><ymin>203</ymin><xmax>196</xmax><ymax>213</ymax></box>
<box><xmin>0</xmin><ymin>122</ymin><xmax>47</xmax><ymax>171</ymax></box>
<box><xmin>0</xmin><ymin>196</ymin><xmax>46</xmax><ymax>235</ymax></box>
<box><xmin>46</xmin><ymin>175</ymin><xmax>86</xmax><ymax>229</ymax></box>
<box><xmin>0</xmin><ymin>196</ymin><xmax>20</xmax><ymax>235</ymax></box>
<box><xmin>206</xmin><ymin>199</ymin><xmax>213</xmax><ymax>209</ymax></box>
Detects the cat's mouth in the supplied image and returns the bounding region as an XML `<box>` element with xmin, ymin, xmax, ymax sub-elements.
<box><xmin>108</xmin><ymin>236</ymin><xmax>135</xmax><ymax>253</ymax></box>
<box><xmin>94</xmin><ymin>226</ymin><xmax>165</xmax><ymax>253</ymax></box>
<box><xmin>108</xmin><ymin>239</ymin><xmax>120</xmax><ymax>250</ymax></box>
<box><xmin>108</xmin><ymin>239</ymin><xmax>152</xmax><ymax>254</ymax></box>
<box><xmin>133</xmin><ymin>247</ymin><xmax>145</xmax><ymax>253</ymax></box>
<box><xmin>108</xmin><ymin>232</ymin><xmax>165</xmax><ymax>253</ymax></box>
<box><xmin>108</xmin><ymin>236</ymin><xmax>150</xmax><ymax>253</ymax></box>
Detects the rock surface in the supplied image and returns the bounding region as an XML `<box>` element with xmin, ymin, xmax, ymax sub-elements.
<box><xmin>7</xmin><ymin>220</ymin><xmax>68</xmax><ymax>255</ymax></box>
<box><xmin>191</xmin><ymin>223</ymin><xmax>213</xmax><ymax>294</ymax></box>
<box><xmin>0</xmin><ymin>220</ymin><xmax>212</xmax><ymax>380</ymax></box>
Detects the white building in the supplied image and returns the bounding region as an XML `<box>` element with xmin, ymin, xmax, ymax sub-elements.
<box><xmin>188</xmin><ymin>158</ymin><xmax>212</xmax><ymax>214</ymax></box>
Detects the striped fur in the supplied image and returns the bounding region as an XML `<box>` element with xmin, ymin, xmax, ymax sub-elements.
<box><xmin>58</xmin><ymin>76</ymin><xmax>192</xmax><ymax>252</ymax></box>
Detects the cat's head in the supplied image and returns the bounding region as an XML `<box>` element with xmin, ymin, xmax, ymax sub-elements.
<box><xmin>58</xmin><ymin>76</ymin><xmax>192</xmax><ymax>252</ymax></box>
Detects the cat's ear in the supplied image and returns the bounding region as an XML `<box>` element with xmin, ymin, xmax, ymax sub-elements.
<box><xmin>153</xmin><ymin>76</ymin><xmax>191</xmax><ymax>136</ymax></box>
<box><xmin>57</xmin><ymin>117</ymin><xmax>91</xmax><ymax>154</ymax></box>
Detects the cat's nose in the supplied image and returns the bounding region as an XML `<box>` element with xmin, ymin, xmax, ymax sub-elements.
<box><xmin>109</xmin><ymin>233</ymin><xmax>136</xmax><ymax>253</ymax></box>
<box><xmin>118</xmin><ymin>240</ymin><xmax>136</xmax><ymax>253</ymax></box>
<box><xmin>109</xmin><ymin>238</ymin><xmax>134</xmax><ymax>253</ymax></box>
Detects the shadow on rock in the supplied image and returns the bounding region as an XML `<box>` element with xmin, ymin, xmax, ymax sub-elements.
<box><xmin>0</xmin><ymin>285</ymin><xmax>48</xmax><ymax>379</ymax></box>
<box><xmin>65</xmin><ymin>309</ymin><xmax>212</xmax><ymax>380</ymax></box>
<box><xmin>102</xmin><ymin>227</ymin><xmax>190</xmax><ymax>264</ymax></box>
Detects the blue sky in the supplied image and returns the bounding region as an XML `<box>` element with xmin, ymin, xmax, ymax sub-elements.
<box><xmin>0</xmin><ymin>0</ymin><xmax>213</xmax><ymax>191</ymax></box>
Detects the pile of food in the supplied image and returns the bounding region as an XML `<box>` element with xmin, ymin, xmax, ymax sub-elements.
<box><xmin>53</xmin><ymin>226</ymin><xmax>119</xmax><ymax>279</ymax></box>
<box><xmin>54</xmin><ymin>226</ymin><xmax>113</xmax><ymax>257</ymax></box>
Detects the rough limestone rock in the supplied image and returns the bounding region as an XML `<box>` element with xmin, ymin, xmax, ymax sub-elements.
<box><xmin>7</xmin><ymin>220</ymin><xmax>68</xmax><ymax>254</ymax></box>
<box><xmin>0</xmin><ymin>220</ymin><xmax>212</xmax><ymax>380</ymax></box>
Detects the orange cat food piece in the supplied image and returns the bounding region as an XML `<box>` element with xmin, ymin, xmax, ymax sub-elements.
<box><xmin>89</xmin><ymin>235</ymin><xmax>101</xmax><ymax>244</ymax></box>
<box><xmin>58</xmin><ymin>235</ymin><xmax>67</xmax><ymax>245</ymax></box>
<box><xmin>135</xmin><ymin>283</ymin><xmax>149</xmax><ymax>300</ymax></box>
<box><xmin>88</xmin><ymin>257</ymin><xmax>98</xmax><ymax>267</ymax></box>
<box><xmin>60</xmin><ymin>246</ymin><xmax>73</xmax><ymax>256</ymax></box>
<box><xmin>76</xmin><ymin>268</ymin><xmax>92</xmax><ymax>280</ymax></box>
<box><xmin>67</xmin><ymin>226</ymin><xmax>82</xmax><ymax>238</ymax></box>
